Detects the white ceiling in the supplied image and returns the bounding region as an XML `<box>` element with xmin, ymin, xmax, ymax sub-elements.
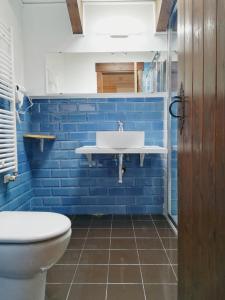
<box><xmin>22</xmin><ymin>0</ymin><xmax>65</xmax><ymax>3</ymax></box>
<box><xmin>21</xmin><ymin>0</ymin><xmax>155</xmax><ymax>4</ymax></box>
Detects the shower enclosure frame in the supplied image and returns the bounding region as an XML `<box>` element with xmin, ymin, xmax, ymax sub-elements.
<box><xmin>166</xmin><ymin>2</ymin><xmax>178</xmax><ymax>226</ymax></box>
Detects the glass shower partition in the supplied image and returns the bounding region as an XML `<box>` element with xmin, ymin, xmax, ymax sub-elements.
<box><xmin>167</xmin><ymin>4</ymin><xmax>178</xmax><ymax>225</ymax></box>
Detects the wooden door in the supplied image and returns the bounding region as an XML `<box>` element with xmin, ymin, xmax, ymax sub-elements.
<box><xmin>178</xmin><ymin>0</ymin><xmax>225</xmax><ymax>299</ymax></box>
<box><xmin>95</xmin><ymin>63</ymin><xmax>144</xmax><ymax>93</ymax></box>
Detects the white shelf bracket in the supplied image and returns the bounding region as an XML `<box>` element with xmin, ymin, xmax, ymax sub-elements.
<box><xmin>40</xmin><ymin>139</ymin><xmax>44</xmax><ymax>152</ymax></box>
<box><xmin>86</xmin><ymin>154</ymin><xmax>93</xmax><ymax>167</ymax></box>
<box><xmin>140</xmin><ymin>153</ymin><xmax>145</xmax><ymax>167</ymax></box>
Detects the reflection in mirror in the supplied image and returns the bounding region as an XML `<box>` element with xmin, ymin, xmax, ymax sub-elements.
<box><xmin>46</xmin><ymin>52</ymin><xmax>168</xmax><ymax>95</ymax></box>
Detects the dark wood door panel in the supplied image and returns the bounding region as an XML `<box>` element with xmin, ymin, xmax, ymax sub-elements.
<box><xmin>201</xmin><ymin>1</ymin><xmax>217</xmax><ymax>298</ymax></box>
<box><xmin>191</xmin><ymin>0</ymin><xmax>204</xmax><ymax>298</ymax></box>
<box><xmin>178</xmin><ymin>0</ymin><xmax>225</xmax><ymax>299</ymax></box>
<box><xmin>216</xmin><ymin>0</ymin><xmax>225</xmax><ymax>298</ymax></box>
<box><xmin>178</xmin><ymin>0</ymin><xmax>193</xmax><ymax>297</ymax></box>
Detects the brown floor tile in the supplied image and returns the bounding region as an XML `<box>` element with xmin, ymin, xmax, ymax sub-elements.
<box><xmin>145</xmin><ymin>284</ymin><xmax>177</xmax><ymax>300</ymax></box>
<box><xmin>107</xmin><ymin>284</ymin><xmax>145</xmax><ymax>300</ymax></box>
<box><xmin>132</xmin><ymin>215</ymin><xmax>151</xmax><ymax>220</ymax></box>
<box><xmin>139</xmin><ymin>250</ymin><xmax>169</xmax><ymax>264</ymax></box>
<box><xmin>84</xmin><ymin>238</ymin><xmax>110</xmax><ymax>249</ymax></box>
<box><xmin>48</xmin><ymin>214</ymin><xmax>178</xmax><ymax>300</ymax></box>
<box><xmin>161</xmin><ymin>238</ymin><xmax>177</xmax><ymax>249</ymax></box>
<box><xmin>110</xmin><ymin>250</ymin><xmax>139</xmax><ymax>264</ymax></box>
<box><xmin>91</xmin><ymin>220</ymin><xmax>112</xmax><ymax>228</ymax></box>
<box><xmin>92</xmin><ymin>214</ymin><xmax>112</xmax><ymax>220</ymax></box>
<box><xmin>67</xmin><ymin>238</ymin><xmax>85</xmax><ymax>250</ymax></box>
<box><xmin>136</xmin><ymin>238</ymin><xmax>163</xmax><ymax>249</ymax></box>
<box><xmin>113</xmin><ymin>215</ymin><xmax>132</xmax><ymax>221</ymax></box>
<box><xmin>141</xmin><ymin>265</ymin><xmax>177</xmax><ymax>283</ymax></box>
<box><xmin>134</xmin><ymin>228</ymin><xmax>158</xmax><ymax>238</ymax></box>
<box><xmin>111</xmin><ymin>228</ymin><xmax>134</xmax><ymax>237</ymax></box>
<box><xmin>47</xmin><ymin>265</ymin><xmax>76</xmax><ymax>283</ymax></box>
<box><xmin>157</xmin><ymin>228</ymin><xmax>176</xmax><ymax>238</ymax></box>
<box><xmin>45</xmin><ymin>284</ymin><xmax>70</xmax><ymax>300</ymax></box>
<box><xmin>73</xmin><ymin>265</ymin><xmax>108</xmax><ymax>283</ymax></box>
<box><xmin>88</xmin><ymin>228</ymin><xmax>111</xmax><ymax>238</ymax></box>
<box><xmin>72</xmin><ymin>220</ymin><xmax>91</xmax><ymax>228</ymax></box>
<box><xmin>73</xmin><ymin>215</ymin><xmax>93</xmax><ymax>221</ymax></box>
<box><xmin>154</xmin><ymin>221</ymin><xmax>172</xmax><ymax>229</ymax></box>
<box><xmin>57</xmin><ymin>250</ymin><xmax>80</xmax><ymax>264</ymax></box>
<box><xmin>79</xmin><ymin>250</ymin><xmax>109</xmax><ymax>264</ymax></box>
<box><xmin>66</xmin><ymin>215</ymin><xmax>75</xmax><ymax>220</ymax></box>
<box><xmin>108</xmin><ymin>265</ymin><xmax>142</xmax><ymax>283</ymax></box>
<box><xmin>111</xmin><ymin>238</ymin><xmax>136</xmax><ymax>249</ymax></box>
<box><xmin>166</xmin><ymin>250</ymin><xmax>178</xmax><ymax>264</ymax></box>
<box><xmin>151</xmin><ymin>215</ymin><xmax>167</xmax><ymax>221</ymax></box>
<box><xmin>71</xmin><ymin>229</ymin><xmax>88</xmax><ymax>238</ymax></box>
<box><xmin>112</xmin><ymin>221</ymin><xmax>133</xmax><ymax>228</ymax></box>
<box><xmin>133</xmin><ymin>221</ymin><xmax>155</xmax><ymax>228</ymax></box>
<box><xmin>68</xmin><ymin>284</ymin><xmax>106</xmax><ymax>300</ymax></box>
<box><xmin>91</xmin><ymin>215</ymin><xmax>112</xmax><ymax>221</ymax></box>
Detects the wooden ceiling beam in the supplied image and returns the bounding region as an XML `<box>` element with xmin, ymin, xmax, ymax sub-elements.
<box><xmin>155</xmin><ymin>0</ymin><xmax>174</xmax><ymax>32</ymax></box>
<box><xmin>66</xmin><ymin>0</ymin><xmax>83</xmax><ymax>34</ymax></box>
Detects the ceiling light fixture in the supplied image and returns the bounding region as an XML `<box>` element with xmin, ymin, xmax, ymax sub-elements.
<box><xmin>110</xmin><ymin>34</ymin><xmax>129</xmax><ymax>38</ymax></box>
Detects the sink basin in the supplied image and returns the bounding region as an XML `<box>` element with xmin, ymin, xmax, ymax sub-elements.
<box><xmin>75</xmin><ymin>130</ymin><xmax>167</xmax><ymax>174</ymax></box>
<box><xmin>96</xmin><ymin>131</ymin><xmax>144</xmax><ymax>149</ymax></box>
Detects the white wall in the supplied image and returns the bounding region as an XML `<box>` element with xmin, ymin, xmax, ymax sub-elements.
<box><xmin>0</xmin><ymin>0</ymin><xmax>24</xmax><ymax>86</ymax></box>
<box><xmin>23</xmin><ymin>2</ymin><xmax>168</xmax><ymax>95</ymax></box>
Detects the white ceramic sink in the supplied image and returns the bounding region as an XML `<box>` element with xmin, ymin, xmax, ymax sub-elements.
<box><xmin>75</xmin><ymin>131</ymin><xmax>167</xmax><ymax>181</ymax></box>
<box><xmin>96</xmin><ymin>131</ymin><xmax>144</xmax><ymax>149</ymax></box>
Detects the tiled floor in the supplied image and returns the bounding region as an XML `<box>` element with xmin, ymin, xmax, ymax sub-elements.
<box><xmin>45</xmin><ymin>215</ymin><xmax>178</xmax><ymax>300</ymax></box>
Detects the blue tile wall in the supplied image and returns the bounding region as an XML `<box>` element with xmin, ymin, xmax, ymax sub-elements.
<box><xmin>0</xmin><ymin>97</ymin><xmax>33</xmax><ymax>211</ymax></box>
<box><xmin>170</xmin><ymin>117</ymin><xmax>178</xmax><ymax>217</ymax></box>
<box><xmin>29</xmin><ymin>97</ymin><xmax>166</xmax><ymax>215</ymax></box>
<box><xmin>171</xmin><ymin>149</ymin><xmax>177</xmax><ymax>216</ymax></box>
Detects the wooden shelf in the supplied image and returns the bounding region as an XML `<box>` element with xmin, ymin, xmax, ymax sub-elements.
<box><xmin>23</xmin><ymin>134</ymin><xmax>56</xmax><ymax>152</ymax></box>
<box><xmin>23</xmin><ymin>134</ymin><xmax>56</xmax><ymax>140</ymax></box>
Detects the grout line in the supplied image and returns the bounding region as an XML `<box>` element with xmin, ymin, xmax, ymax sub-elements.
<box><xmin>70</xmin><ymin>236</ymin><xmax>176</xmax><ymax>239</ymax></box>
<box><xmin>131</xmin><ymin>215</ymin><xmax>147</xmax><ymax>300</ymax></box>
<box><xmin>55</xmin><ymin>263</ymin><xmax>174</xmax><ymax>266</ymax></box>
<box><xmin>65</xmin><ymin>218</ymin><xmax>92</xmax><ymax>300</ymax></box>
<box><xmin>47</xmin><ymin>282</ymin><xmax>178</xmax><ymax>285</ymax></box>
<box><xmin>150</xmin><ymin>215</ymin><xmax>178</xmax><ymax>281</ymax></box>
<box><xmin>66</xmin><ymin>248</ymin><xmax>177</xmax><ymax>251</ymax></box>
<box><xmin>71</xmin><ymin>227</ymin><xmax>171</xmax><ymax>230</ymax></box>
<box><xmin>105</xmin><ymin>215</ymin><xmax>113</xmax><ymax>300</ymax></box>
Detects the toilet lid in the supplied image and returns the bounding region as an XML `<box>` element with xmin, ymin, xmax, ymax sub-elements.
<box><xmin>0</xmin><ymin>211</ymin><xmax>71</xmax><ymax>243</ymax></box>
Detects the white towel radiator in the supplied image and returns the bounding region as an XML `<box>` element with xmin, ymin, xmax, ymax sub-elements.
<box><xmin>0</xmin><ymin>21</ymin><xmax>18</xmax><ymax>178</ymax></box>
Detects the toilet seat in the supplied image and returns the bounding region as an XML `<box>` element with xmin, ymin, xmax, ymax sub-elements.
<box><xmin>0</xmin><ymin>211</ymin><xmax>71</xmax><ymax>243</ymax></box>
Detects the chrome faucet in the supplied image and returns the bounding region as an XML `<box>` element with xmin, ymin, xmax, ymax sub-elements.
<box><xmin>117</xmin><ymin>120</ymin><xmax>124</xmax><ymax>132</ymax></box>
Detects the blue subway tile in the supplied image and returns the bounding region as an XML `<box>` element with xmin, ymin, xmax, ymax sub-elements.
<box><xmin>2</xmin><ymin>96</ymin><xmax>168</xmax><ymax>215</ymax></box>
<box><xmin>51</xmin><ymin>170</ymin><xmax>70</xmax><ymax>178</ymax></box>
<box><xmin>60</xmin><ymin>160</ymin><xmax>79</xmax><ymax>168</ymax></box>
<box><xmin>42</xmin><ymin>179</ymin><xmax>60</xmax><ymax>187</ymax></box>
<box><xmin>62</xmin><ymin>124</ymin><xmax>77</xmax><ymax>131</ymax></box>
<box><xmin>97</xmin><ymin>103</ymin><xmax>116</xmax><ymax>112</ymax></box>
<box><xmin>34</xmin><ymin>188</ymin><xmax>52</xmax><ymax>196</ymax></box>
<box><xmin>89</xmin><ymin>187</ymin><xmax>108</xmax><ymax>196</ymax></box>
<box><xmin>43</xmin><ymin>197</ymin><xmax>62</xmax><ymax>206</ymax></box>
<box><xmin>59</xmin><ymin>103</ymin><xmax>77</xmax><ymax>112</ymax></box>
<box><xmin>52</xmin><ymin>188</ymin><xmax>89</xmax><ymax>196</ymax></box>
<box><xmin>79</xmin><ymin>104</ymin><xmax>96</xmax><ymax>112</ymax></box>
<box><xmin>116</xmin><ymin>103</ymin><xmax>135</xmax><ymax>111</ymax></box>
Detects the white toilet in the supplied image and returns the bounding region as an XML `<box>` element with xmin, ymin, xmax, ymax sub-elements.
<box><xmin>0</xmin><ymin>211</ymin><xmax>71</xmax><ymax>300</ymax></box>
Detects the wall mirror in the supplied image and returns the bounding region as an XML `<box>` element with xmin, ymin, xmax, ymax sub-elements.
<box><xmin>45</xmin><ymin>51</ymin><xmax>174</xmax><ymax>95</ymax></box>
